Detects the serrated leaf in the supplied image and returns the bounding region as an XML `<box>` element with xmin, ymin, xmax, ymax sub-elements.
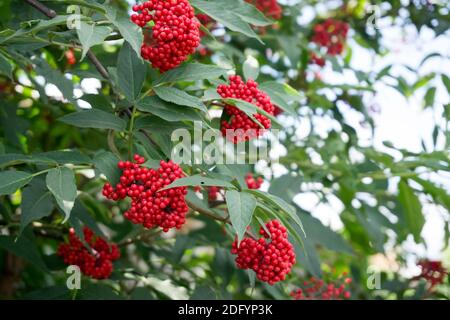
<box><xmin>191</xmin><ymin>0</ymin><xmax>271</xmax><ymax>43</ymax></box>
<box><xmin>58</xmin><ymin>109</ymin><xmax>126</xmax><ymax>131</ymax></box>
<box><xmin>20</xmin><ymin>182</ymin><xmax>54</xmax><ymax>233</ymax></box>
<box><xmin>0</xmin><ymin>170</ymin><xmax>33</xmax><ymax>195</ymax></box>
<box><xmin>136</xmin><ymin>96</ymin><xmax>202</xmax><ymax>122</ymax></box>
<box><xmin>46</xmin><ymin>167</ymin><xmax>77</xmax><ymax>223</ymax></box>
<box><xmin>77</xmin><ymin>21</ymin><xmax>111</xmax><ymax>60</ymax></box>
<box><xmin>0</xmin><ymin>234</ymin><xmax>48</xmax><ymax>272</ymax></box>
<box><xmin>153</xmin><ymin>86</ymin><xmax>207</xmax><ymax>112</ymax></box>
<box><xmin>226</xmin><ymin>190</ymin><xmax>256</xmax><ymax>243</ymax></box>
<box><xmin>105</xmin><ymin>6</ymin><xmax>143</xmax><ymax>58</ymax></box>
<box><xmin>93</xmin><ymin>151</ymin><xmax>121</xmax><ymax>186</ymax></box>
<box><xmin>154</xmin><ymin>63</ymin><xmax>227</xmax><ymax>85</ymax></box>
<box><xmin>117</xmin><ymin>42</ymin><xmax>146</xmax><ymax>102</ymax></box>
<box><xmin>398</xmin><ymin>179</ymin><xmax>425</xmax><ymax>243</ymax></box>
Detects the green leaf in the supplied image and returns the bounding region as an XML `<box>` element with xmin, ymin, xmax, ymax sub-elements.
<box><xmin>58</xmin><ymin>109</ymin><xmax>127</xmax><ymax>131</ymax></box>
<box><xmin>161</xmin><ymin>175</ymin><xmax>235</xmax><ymax>190</ymax></box>
<box><xmin>424</xmin><ymin>87</ymin><xmax>436</xmax><ymax>108</ymax></box>
<box><xmin>154</xmin><ymin>63</ymin><xmax>227</xmax><ymax>85</ymax></box>
<box><xmin>442</xmin><ymin>74</ymin><xmax>450</xmax><ymax>93</ymax></box>
<box><xmin>93</xmin><ymin>151</ymin><xmax>121</xmax><ymax>186</ymax></box>
<box><xmin>0</xmin><ymin>51</ymin><xmax>13</xmax><ymax>79</ymax></box>
<box><xmin>0</xmin><ymin>234</ymin><xmax>48</xmax><ymax>272</ymax></box>
<box><xmin>153</xmin><ymin>86</ymin><xmax>207</xmax><ymax>112</ymax></box>
<box><xmin>105</xmin><ymin>6</ymin><xmax>143</xmax><ymax>58</ymax></box>
<box><xmin>136</xmin><ymin>96</ymin><xmax>202</xmax><ymax>122</ymax></box>
<box><xmin>20</xmin><ymin>181</ymin><xmax>54</xmax><ymax>233</ymax></box>
<box><xmin>225</xmin><ymin>190</ymin><xmax>256</xmax><ymax>243</ymax></box>
<box><xmin>0</xmin><ymin>170</ymin><xmax>33</xmax><ymax>195</ymax></box>
<box><xmin>191</xmin><ymin>0</ymin><xmax>271</xmax><ymax>43</ymax></box>
<box><xmin>46</xmin><ymin>167</ymin><xmax>77</xmax><ymax>223</ymax></box>
<box><xmin>224</xmin><ymin>98</ymin><xmax>282</xmax><ymax>128</ymax></box>
<box><xmin>35</xmin><ymin>150</ymin><xmax>91</xmax><ymax>165</ymax></box>
<box><xmin>258</xmin><ymin>82</ymin><xmax>299</xmax><ymax>116</ymax></box>
<box><xmin>243</xmin><ymin>55</ymin><xmax>259</xmax><ymax>81</ymax></box>
<box><xmin>298</xmin><ymin>211</ymin><xmax>353</xmax><ymax>254</ymax></box>
<box><xmin>398</xmin><ymin>179</ymin><xmax>425</xmax><ymax>243</ymax></box>
<box><xmin>77</xmin><ymin>21</ymin><xmax>111</xmax><ymax>60</ymax></box>
<box><xmin>117</xmin><ymin>42</ymin><xmax>146</xmax><ymax>102</ymax></box>
<box><xmin>246</xmin><ymin>189</ymin><xmax>305</xmax><ymax>237</ymax></box>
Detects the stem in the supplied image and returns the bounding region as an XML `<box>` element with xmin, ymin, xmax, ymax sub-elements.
<box><xmin>107</xmin><ymin>130</ymin><xmax>121</xmax><ymax>158</ymax></box>
<box><xmin>48</xmin><ymin>0</ymin><xmax>106</xmax><ymax>13</ymax></box>
<box><xmin>127</xmin><ymin>105</ymin><xmax>137</xmax><ymax>160</ymax></box>
<box><xmin>24</xmin><ymin>0</ymin><xmax>110</xmax><ymax>80</ymax></box>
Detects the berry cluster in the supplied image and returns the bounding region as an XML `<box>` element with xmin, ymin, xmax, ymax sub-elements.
<box><xmin>131</xmin><ymin>0</ymin><xmax>200</xmax><ymax>72</ymax></box>
<box><xmin>207</xmin><ymin>173</ymin><xmax>263</xmax><ymax>201</ymax></box>
<box><xmin>231</xmin><ymin>220</ymin><xmax>296</xmax><ymax>285</ymax></box>
<box><xmin>311</xmin><ymin>18</ymin><xmax>349</xmax><ymax>56</ymax></box>
<box><xmin>102</xmin><ymin>155</ymin><xmax>188</xmax><ymax>232</ymax></box>
<box><xmin>415</xmin><ymin>260</ymin><xmax>448</xmax><ymax>290</ymax></box>
<box><xmin>57</xmin><ymin>227</ymin><xmax>120</xmax><ymax>279</ymax></box>
<box><xmin>217</xmin><ymin>75</ymin><xmax>275</xmax><ymax>143</ymax></box>
<box><xmin>290</xmin><ymin>273</ymin><xmax>352</xmax><ymax>300</ymax></box>
<box><xmin>310</xmin><ymin>18</ymin><xmax>348</xmax><ymax>67</ymax></box>
<box><xmin>246</xmin><ymin>0</ymin><xmax>282</xmax><ymax>20</ymax></box>
<box><xmin>310</xmin><ymin>52</ymin><xmax>326</xmax><ymax>67</ymax></box>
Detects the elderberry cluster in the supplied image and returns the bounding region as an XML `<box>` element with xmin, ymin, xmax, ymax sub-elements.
<box><xmin>415</xmin><ymin>260</ymin><xmax>448</xmax><ymax>290</ymax></box>
<box><xmin>311</xmin><ymin>18</ymin><xmax>349</xmax><ymax>65</ymax></box>
<box><xmin>217</xmin><ymin>75</ymin><xmax>275</xmax><ymax>143</ymax></box>
<box><xmin>102</xmin><ymin>155</ymin><xmax>188</xmax><ymax>232</ymax></box>
<box><xmin>131</xmin><ymin>0</ymin><xmax>200</xmax><ymax>72</ymax></box>
<box><xmin>57</xmin><ymin>227</ymin><xmax>120</xmax><ymax>279</ymax></box>
<box><xmin>231</xmin><ymin>220</ymin><xmax>296</xmax><ymax>285</ymax></box>
<box><xmin>290</xmin><ymin>273</ymin><xmax>352</xmax><ymax>300</ymax></box>
<box><xmin>246</xmin><ymin>0</ymin><xmax>282</xmax><ymax>20</ymax></box>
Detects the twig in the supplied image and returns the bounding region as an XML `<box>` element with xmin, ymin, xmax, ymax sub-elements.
<box><xmin>24</xmin><ymin>0</ymin><xmax>110</xmax><ymax>80</ymax></box>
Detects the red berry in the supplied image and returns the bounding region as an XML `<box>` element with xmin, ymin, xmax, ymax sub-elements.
<box><xmin>291</xmin><ymin>271</ymin><xmax>352</xmax><ymax>300</ymax></box>
<box><xmin>217</xmin><ymin>75</ymin><xmax>275</xmax><ymax>143</ymax></box>
<box><xmin>414</xmin><ymin>259</ymin><xmax>447</xmax><ymax>290</ymax></box>
<box><xmin>245</xmin><ymin>0</ymin><xmax>282</xmax><ymax>20</ymax></box>
<box><xmin>231</xmin><ymin>220</ymin><xmax>296</xmax><ymax>285</ymax></box>
<box><xmin>102</xmin><ymin>155</ymin><xmax>188</xmax><ymax>232</ymax></box>
<box><xmin>57</xmin><ymin>227</ymin><xmax>120</xmax><ymax>279</ymax></box>
<box><xmin>311</xmin><ymin>19</ymin><xmax>348</xmax><ymax>58</ymax></box>
<box><xmin>131</xmin><ymin>0</ymin><xmax>200</xmax><ymax>72</ymax></box>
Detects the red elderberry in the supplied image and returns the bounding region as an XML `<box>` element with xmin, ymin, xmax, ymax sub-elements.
<box><xmin>414</xmin><ymin>259</ymin><xmax>448</xmax><ymax>290</ymax></box>
<box><xmin>290</xmin><ymin>273</ymin><xmax>352</xmax><ymax>300</ymax></box>
<box><xmin>217</xmin><ymin>75</ymin><xmax>275</xmax><ymax>143</ymax></box>
<box><xmin>246</xmin><ymin>0</ymin><xmax>282</xmax><ymax>20</ymax></box>
<box><xmin>231</xmin><ymin>220</ymin><xmax>296</xmax><ymax>285</ymax></box>
<box><xmin>57</xmin><ymin>227</ymin><xmax>120</xmax><ymax>279</ymax></box>
<box><xmin>102</xmin><ymin>155</ymin><xmax>188</xmax><ymax>232</ymax></box>
<box><xmin>311</xmin><ymin>18</ymin><xmax>349</xmax><ymax>57</ymax></box>
<box><xmin>310</xmin><ymin>52</ymin><xmax>326</xmax><ymax>67</ymax></box>
<box><xmin>65</xmin><ymin>48</ymin><xmax>76</xmax><ymax>66</ymax></box>
<box><xmin>131</xmin><ymin>0</ymin><xmax>200</xmax><ymax>72</ymax></box>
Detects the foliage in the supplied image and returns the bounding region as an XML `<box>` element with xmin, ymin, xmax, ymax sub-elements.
<box><xmin>0</xmin><ymin>0</ymin><xmax>449</xmax><ymax>300</ymax></box>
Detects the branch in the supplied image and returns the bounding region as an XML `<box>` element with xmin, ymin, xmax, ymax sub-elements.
<box><xmin>25</xmin><ymin>0</ymin><xmax>110</xmax><ymax>80</ymax></box>
<box><xmin>25</xmin><ymin>0</ymin><xmax>56</xmax><ymax>18</ymax></box>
